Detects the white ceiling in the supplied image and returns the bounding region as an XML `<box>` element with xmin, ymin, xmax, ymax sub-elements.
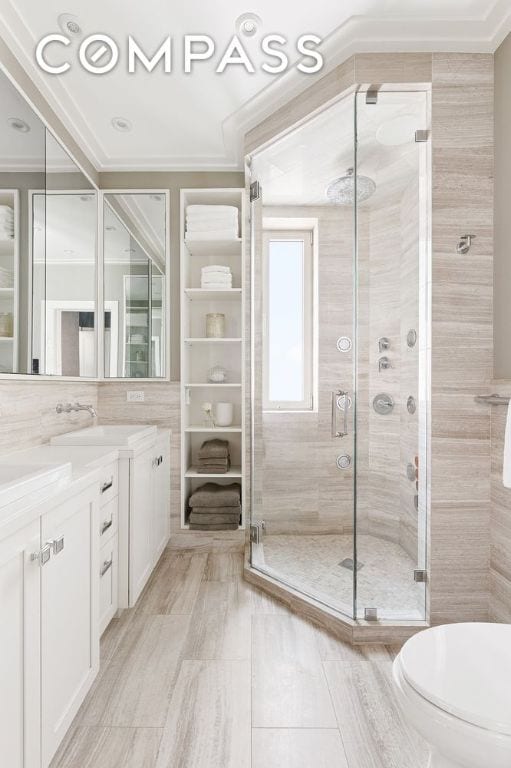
<box><xmin>0</xmin><ymin>0</ymin><xmax>509</xmax><ymax>172</ymax></box>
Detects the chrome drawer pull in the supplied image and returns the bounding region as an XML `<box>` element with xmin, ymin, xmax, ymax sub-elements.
<box><xmin>100</xmin><ymin>519</ymin><xmax>113</xmax><ymax>535</ymax></box>
<box><xmin>100</xmin><ymin>558</ymin><xmax>113</xmax><ymax>577</ymax></box>
<box><xmin>49</xmin><ymin>536</ymin><xmax>65</xmax><ymax>555</ymax></box>
<box><xmin>100</xmin><ymin>477</ymin><xmax>114</xmax><ymax>494</ymax></box>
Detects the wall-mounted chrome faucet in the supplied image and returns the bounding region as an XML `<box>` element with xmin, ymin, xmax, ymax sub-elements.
<box><xmin>378</xmin><ymin>356</ymin><xmax>391</xmax><ymax>372</ymax></box>
<box><xmin>457</xmin><ymin>234</ymin><xmax>475</xmax><ymax>255</ymax></box>
<box><xmin>56</xmin><ymin>402</ymin><xmax>97</xmax><ymax>418</ymax></box>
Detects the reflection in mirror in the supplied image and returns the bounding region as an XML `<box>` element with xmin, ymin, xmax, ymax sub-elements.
<box><xmin>36</xmin><ymin>133</ymin><xmax>97</xmax><ymax>376</ymax></box>
<box><xmin>0</xmin><ymin>68</ymin><xmax>45</xmax><ymax>374</ymax></box>
<box><xmin>103</xmin><ymin>193</ymin><xmax>166</xmax><ymax>378</ymax></box>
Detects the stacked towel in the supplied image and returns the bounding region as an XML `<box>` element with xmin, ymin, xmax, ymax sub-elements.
<box><xmin>0</xmin><ymin>205</ymin><xmax>14</xmax><ymax>241</ymax></box>
<box><xmin>201</xmin><ymin>265</ymin><xmax>232</xmax><ymax>289</ymax></box>
<box><xmin>188</xmin><ymin>481</ymin><xmax>241</xmax><ymax>530</ymax></box>
<box><xmin>196</xmin><ymin>438</ymin><xmax>230</xmax><ymax>474</ymax></box>
<box><xmin>186</xmin><ymin>204</ymin><xmax>239</xmax><ymax>240</ymax></box>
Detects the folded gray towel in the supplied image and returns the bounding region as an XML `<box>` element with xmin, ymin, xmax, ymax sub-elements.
<box><xmin>189</xmin><ymin>511</ymin><xmax>240</xmax><ymax>525</ymax></box>
<box><xmin>188</xmin><ymin>482</ymin><xmax>241</xmax><ymax>508</ymax></box>
<box><xmin>198</xmin><ymin>439</ymin><xmax>230</xmax><ymax>460</ymax></box>
<box><xmin>189</xmin><ymin>504</ymin><xmax>241</xmax><ymax>515</ymax></box>
<box><xmin>197</xmin><ymin>457</ymin><xmax>230</xmax><ymax>467</ymax></box>
<box><xmin>197</xmin><ymin>465</ymin><xmax>230</xmax><ymax>474</ymax></box>
<box><xmin>189</xmin><ymin>522</ymin><xmax>239</xmax><ymax>531</ymax></box>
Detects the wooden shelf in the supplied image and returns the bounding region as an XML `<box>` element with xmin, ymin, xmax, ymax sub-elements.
<box><xmin>184</xmin><ymin>238</ymin><xmax>242</xmax><ymax>256</ymax></box>
<box><xmin>185</xmin><ymin>426</ymin><xmax>242</xmax><ymax>433</ymax></box>
<box><xmin>184</xmin><ymin>337</ymin><xmax>242</xmax><ymax>344</ymax></box>
<box><xmin>184</xmin><ymin>382</ymin><xmax>241</xmax><ymax>388</ymax></box>
<box><xmin>185</xmin><ymin>466</ymin><xmax>242</xmax><ymax>478</ymax></box>
<box><xmin>184</xmin><ymin>288</ymin><xmax>241</xmax><ymax>301</ymax></box>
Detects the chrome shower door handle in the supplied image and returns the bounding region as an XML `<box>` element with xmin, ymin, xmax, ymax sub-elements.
<box><xmin>331</xmin><ymin>390</ymin><xmax>349</xmax><ymax>438</ymax></box>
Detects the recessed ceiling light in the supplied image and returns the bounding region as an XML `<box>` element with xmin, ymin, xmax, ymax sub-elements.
<box><xmin>149</xmin><ymin>194</ymin><xmax>163</xmax><ymax>201</ymax></box>
<box><xmin>105</xmin><ymin>225</ymin><xmax>117</xmax><ymax>231</ymax></box>
<box><xmin>235</xmin><ymin>12</ymin><xmax>262</xmax><ymax>37</ymax></box>
<box><xmin>80</xmin><ymin>195</ymin><xmax>93</xmax><ymax>202</ymax></box>
<box><xmin>57</xmin><ymin>13</ymin><xmax>82</xmax><ymax>36</ymax></box>
<box><xmin>111</xmin><ymin>117</ymin><xmax>132</xmax><ymax>133</ymax></box>
<box><xmin>64</xmin><ymin>249</ymin><xmax>75</xmax><ymax>255</ymax></box>
<box><xmin>123</xmin><ymin>248</ymin><xmax>135</xmax><ymax>253</ymax></box>
<box><xmin>8</xmin><ymin>117</ymin><xmax>30</xmax><ymax>133</ymax></box>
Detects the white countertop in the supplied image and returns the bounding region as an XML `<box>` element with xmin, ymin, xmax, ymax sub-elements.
<box><xmin>0</xmin><ymin>426</ymin><xmax>171</xmax><ymax>540</ymax></box>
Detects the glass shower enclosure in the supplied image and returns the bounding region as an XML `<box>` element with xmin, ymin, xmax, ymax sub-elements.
<box><xmin>248</xmin><ymin>88</ymin><xmax>430</xmax><ymax>622</ymax></box>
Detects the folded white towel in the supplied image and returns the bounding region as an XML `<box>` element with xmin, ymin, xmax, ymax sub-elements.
<box><xmin>202</xmin><ymin>277</ymin><xmax>232</xmax><ymax>285</ymax></box>
<box><xmin>187</xmin><ymin>220</ymin><xmax>237</xmax><ymax>234</ymax></box>
<box><xmin>186</xmin><ymin>229</ymin><xmax>239</xmax><ymax>241</ymax></box>
<box><xmin>504</xmin><ymin>401</ymin><xmax>511</xmax><ymax>488</ymax></box>
<box><xmin>201</xmin><ymin>283</ymin><xmax>233</xmax><ymax>290</ymax></box>
<box><xmin>202</xmin><ymin>265</ymin><xmax>231</xmax><ymax>274</ymax></box>
<box><xmin>186</xmin><ymin>205</ymin><xmax>238</xmax><ymax>216</ymax></box>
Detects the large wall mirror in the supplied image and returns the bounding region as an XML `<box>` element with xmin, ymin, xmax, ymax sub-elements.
<box><xmin>0</xmin><ymin>67</ymin><xmax>98</xmax><ymax>377</ymax></box>
<box><xmin>103</xmin><ymin>193</ymin><xmax>167</xmax><ymax>378</ymax></box>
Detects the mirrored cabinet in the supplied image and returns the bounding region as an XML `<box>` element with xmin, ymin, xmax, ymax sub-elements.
<box><xmin>0</xmin><ymin>67</ymin><xmax>169</xmax><ymax>380</ymax></box>
<box><xmin>103</xmin><ymin>193</ymin><xmax>167</xmax><ymax>379</ymax></box>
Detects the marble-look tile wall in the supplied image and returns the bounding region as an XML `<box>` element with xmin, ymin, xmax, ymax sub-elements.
<box><xmin>429</xmin><ymin>53</ymin><xmax>493</xmax><ymax>623</ymax></box>
<box><xmin>489</xmin><ymin>381</ymin><xmax>511</xmax><ymax>623</ymax></box>
<box><xmin>0</xmin><ymin>379</ymin><xmax>98</xmax><ymax>455</ymax></box>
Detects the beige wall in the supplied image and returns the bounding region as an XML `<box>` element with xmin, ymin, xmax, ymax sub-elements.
<box><xmin>0</xmin><ymin>380</ymin><xmax>98</xmax><ymax>454</ymax></box>
<box><xmin>99</xmin><ymin>171</ymin><xmax>244</xmax><ymax>381</ymax></box>
<box><xmin>494</xmin><ymin>33</ymin><xmax>511</xmax><ymax>379</ymax></box>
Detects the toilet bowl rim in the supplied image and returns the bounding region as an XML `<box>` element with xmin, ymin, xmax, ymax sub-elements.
<box><xmin>393</xmin><ymin>653</ymin><xmax>511</xmax><ymax>738</ymax></box>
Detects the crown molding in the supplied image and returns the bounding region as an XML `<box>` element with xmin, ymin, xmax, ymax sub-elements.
<box><xmin>0</xmin><ymin>1</ymin><xmax>509</xmax><ymax>173</ymax></box>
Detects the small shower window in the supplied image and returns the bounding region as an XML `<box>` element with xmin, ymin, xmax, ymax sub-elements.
<box><xmin>263</xmin><ymin>230</ymin><xmax>314</xmax><ymax>411</ymax></box>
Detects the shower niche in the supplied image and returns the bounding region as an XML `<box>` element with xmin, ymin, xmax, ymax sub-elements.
<box><xmin>247</xmin><ymin>88</ymin><xmax>430</xmax><ymax>627</ymax></box>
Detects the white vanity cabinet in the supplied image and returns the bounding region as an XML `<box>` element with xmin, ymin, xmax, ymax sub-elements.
<box><xmin>0</xmin><ymin>519</ymin><xmax>41</xmax><ymax>768</ymax></box>
<box><xmin>126</xmin><ymin>430</ymin><xmax>171</xmax><ymax>606</ymax></box>
<box><xmin>40</xmin><ymin>486</ymin><xmax>99</xmax><ymax>766</ymax></box>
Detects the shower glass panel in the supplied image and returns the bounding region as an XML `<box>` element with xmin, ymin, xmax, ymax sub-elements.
<box><xmin>249</xmin><ymin>89</ymin><xmax>429</xmax><ymax>624</ymax></box>
<box><xmin>249</xmin><ymin>95</ymin><xmax>357</xmax><ymax>619</ymax></box>
<box><xmin>353</xmin><ymin>90</ymin><xmax>429</xmax><ymax>620</ymax></box>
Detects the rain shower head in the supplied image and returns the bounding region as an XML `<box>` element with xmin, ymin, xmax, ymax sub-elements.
<box><xmin>326</xmin><ymin>167</ymin><xmax>376</xmax><ymax>205</ymax></box>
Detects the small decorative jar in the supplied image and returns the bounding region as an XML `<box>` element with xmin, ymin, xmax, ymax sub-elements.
<box><xmin>215</xmin><ymin>402</ymin><xmax>234</xmax><ymax>427</ymax></box>
<box><xmin>206</xmin><ymin>313</ymin><xmax>225</xmax><ymax>338</ymax></box>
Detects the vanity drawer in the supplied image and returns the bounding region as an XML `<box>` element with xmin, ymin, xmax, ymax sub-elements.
<box><xmin>99</xmin><ymin>496</ymin><xmax>118</xmax><ymax>542</ymax></box>
<box><xmin>98</xmin><ymin>462</ymin><xmax>118</xmax><ymax>506</ymax></box>
<box><xmin>99</xmin><ymin>534</ymin><xmax>118</xmax><ymax>635</ymax></box>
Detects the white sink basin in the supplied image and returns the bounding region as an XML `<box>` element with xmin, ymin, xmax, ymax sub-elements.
<box><xmin>51</xmin><ymin>424</ymin><xmax>157</xmax><ymax>447</ymax></box>
<box><xmin>0</xmin><ymin>462</ymin><xmax>72</xmax><ymax>511</ymax></box>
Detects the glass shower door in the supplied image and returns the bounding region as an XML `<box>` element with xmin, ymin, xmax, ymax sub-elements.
<box><xmin>248</xmin><ymin>93</ymin><xmax>358</xmax><ymax>619</ymax></box>
<box><xmin>353</xmin><ymin>89</ymin><xmax>430</xmax><ymax>621</ymax></box>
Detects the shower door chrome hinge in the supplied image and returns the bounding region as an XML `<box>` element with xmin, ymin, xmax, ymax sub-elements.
<box><xmin>414</xmin><ymin>569</ymin><xmax>428</xmax><ymax>583</ymax></box>
<box><xmin>364</xmin><ymin>608</ymin><xmax>378</xmax><ymax>621</ymax></box>
<box><xmin>250</xmin><ymin>181</ymin><xmax>261</xmax><ymax>202</ymax></box>
<box><xmin>366</xmin><ymin>89</ymin><xmax>378</xmax><ymax>105</ymax></box>
<box><xmin>250</xmin><ymin>520</ymin><xmax>265</xmax><ymax>544</ymax></box>
<box><xmin>415</xmin><ymin>130</ymin><xmax>429</xmax><ymax>142</ymax></box>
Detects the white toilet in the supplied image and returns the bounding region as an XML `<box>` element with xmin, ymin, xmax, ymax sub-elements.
<box><xmin>393</xmin><ymin>623</ymin><xmax>511</xmax><ymax>768</ymax></box>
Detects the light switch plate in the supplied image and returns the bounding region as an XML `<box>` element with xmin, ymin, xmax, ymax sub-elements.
<box><xmin>127</xmin><ymin>390</ymin><xmax>144</xmax><ymax>402</ymax></box>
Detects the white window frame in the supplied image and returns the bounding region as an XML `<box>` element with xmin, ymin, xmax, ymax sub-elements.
<box><xmin>262</xmin><ymin>229</ymin><xmax>314</xmax><ymax>411</ymax></box>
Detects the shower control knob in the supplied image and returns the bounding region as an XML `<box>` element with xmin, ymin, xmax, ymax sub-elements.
<box><xmin>336</xmin><ymin>454</ymin><xmax>352</xmax><ymax>470</ymax></box>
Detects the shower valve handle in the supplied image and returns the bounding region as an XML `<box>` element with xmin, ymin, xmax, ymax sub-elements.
<box><xmin>331</xmin><ymin>389</ymin><xmax>349</xmax><ymax>438</ymax></box>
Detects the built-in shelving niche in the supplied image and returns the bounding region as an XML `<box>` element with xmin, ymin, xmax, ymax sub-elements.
<box><xmin>180</xmin><ymin>189</ymin><xmax>245</xmax><ymax>530</ymax></box>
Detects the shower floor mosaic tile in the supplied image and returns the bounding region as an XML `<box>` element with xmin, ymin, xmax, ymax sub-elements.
<box><xmin>255</xmin><ymin>534</ymin><xmax>424</xmax><ymax>620</ymax></box>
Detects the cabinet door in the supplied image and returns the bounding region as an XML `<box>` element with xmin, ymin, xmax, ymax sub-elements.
<box><xmin>41</xmin><ymin>490</ymin><xmax>99</xmax><ymax>766</ymax></box>
<box><xmin>153</xmin><ymin>433</ymin><xmax>170</xmax><ymax>561</ymax></box>
<box><xmin>129</xmin><ymin>445</ymin><xmax>155</xmax><ymax>605</ymax></box>
<box><xmin>0</xmin><ymin>520</ymin><xmax>40</xmax><ymax>768</ymax></box>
